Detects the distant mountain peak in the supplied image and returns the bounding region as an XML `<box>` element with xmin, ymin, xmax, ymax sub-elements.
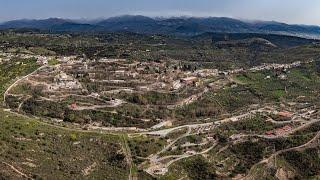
<box><xmin>1</xmin><ymin>15</ymin><xmax>320</xmax><ymax>38</ymax></box>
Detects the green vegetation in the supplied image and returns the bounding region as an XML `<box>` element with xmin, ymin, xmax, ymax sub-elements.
<box><xmin>0</xmin><ymin>55</ymin><xmax>129</xmax><ymax>179</ymax></box>
<box><xmin>164</xmin><ymin>156</ymin><xmax>217</xmax><ymax>180</ymax></box>
<box><xmin>124</xmin><ymin>91</ymin><xmax>180</xmax><ymax>105</ymax></box>
<box><xmin>0</xmin><ymin>110</ymin><xmax>129</xmax><ymax>179</ymax></box>
<box><xmin>28</xmin><ymin>47</ymin><xmax>56</xmax><ymax>56</ymax></box>
<box><xmin>234</xmin><ymin>62</ymin><xmax>320</xmax><ymax>103</ymax></box>
<box><xmin>1</xmin><ymin>30</ymin><xmax>320</xmax><ymax>179</ymax></box>
<box><xmin>218</xmin><ymin>114</ymin><xmax>284</xmax><ymax>135</ymax></box>
<box><xmin>230</xmin><ymin>141</ymin><xmax>266</xmax><ymax>174</ymax></box>
<box><xmin>176</xmin><ymin>86</ymin><xmax>260</xmax><ymax>120</ymax></box>
<box><xmin>0</xmin><ymin>57</ymin><xmax>39</xmax><ymax>101</ymax></box>
<box><xmin>281</xmin><ymin>147</ymin><xmax>320</xmax><ymax>178</ymax></box>
<box><xmin>128</xmin><ymin>136</ymin><xmax>166</xmax><ymax>164</ymax></box>
<box><xmin>48</xmin><ymin>58</ymin><xmax>60</xmax><ymax>66</ymax></box>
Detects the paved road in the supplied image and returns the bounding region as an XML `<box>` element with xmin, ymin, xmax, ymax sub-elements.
<box><xmin>143</xmin><ymin>122</ymin><xmax>213</xmax><ymax>137</ymax></box>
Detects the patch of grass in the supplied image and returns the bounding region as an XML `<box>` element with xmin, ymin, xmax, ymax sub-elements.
<box><xmin>234</xmin><ymin>74</ymin><xmax>252</xmax><ymax>84</ymax></box>
<box><xmin>48</xmin><ymin>58</ymin><xmax>60</xmax><ymax>66</ymax></box>
<box><xmin>271</xmin><ymin>89</ymin><xmax>286</xmax><ymax>99</ymax></box>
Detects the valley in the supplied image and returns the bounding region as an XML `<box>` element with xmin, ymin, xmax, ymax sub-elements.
<box><xmin>1</xmin><ymin>30</ymin><xmax>320</xmax><ymax>179</ymax></box>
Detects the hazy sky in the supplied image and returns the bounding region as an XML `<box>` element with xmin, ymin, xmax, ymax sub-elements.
<box><xmin>1</xmin><ymin>0</ymin><xmax>320</xmax><ymax>25</ymax></box>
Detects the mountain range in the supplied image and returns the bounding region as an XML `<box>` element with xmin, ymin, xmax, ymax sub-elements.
<box><xmin>1</xmin><ymin>15</ymin><xmax>320</xmax><ymax>38</ymax></box>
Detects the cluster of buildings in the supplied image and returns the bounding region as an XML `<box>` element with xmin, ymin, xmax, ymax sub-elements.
<box><xmin>193</xmin><ymin>124</ymin><xmax>215</xmax><ymax>134</ymax></box>
<box><xmin>0</xmin><ymin>51</ymin><xmax>58</xmax><ymax>66</ymax></box>
<box><xmin>265</xmin><ymin>125</ymin><xmax>292</xmax><ymax>136</ymax></box>
<box><xmin>250</xmin><ymin>61</ymin><xmax>302</xmax><ymax>72</ymax></box>
<box><xmin>77</xmin><ymin>59</ymin><xmax>207</xmax><ymax>93</ymax></box>
<box><xmin>0</xmin><ymin>52</ymin><xmax>24</xmax><ymax>63</ymax></box>
<box><xmin>215</xmin><ymin>61</ymin><xmax>304</xmax><ymax>76</ymax></box>
<box><xmin>277</xmin><ymin>111</ymin><xmax>294</xmax><ymax>118</ymax></box>
<box><xmin>36</xmin><ymin>56</ymin><xmax>50</xmax><ymax>65</ymax></box>
<box><xmin>49</xmin><ymin>71</ymin><xmax>82</xmax><ymax>90</ymax></box>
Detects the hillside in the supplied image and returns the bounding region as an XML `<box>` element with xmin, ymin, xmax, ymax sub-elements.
<box><xmin>1</xmin><ymin>29</ymin><xmax>320</xmax><ymax>179</ymax></box>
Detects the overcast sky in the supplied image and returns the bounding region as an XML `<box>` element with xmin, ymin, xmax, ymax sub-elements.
<box><xmin>1</xmin><ymin>0</ymin><xmax>320</xmax><ymax>25</ymax></box>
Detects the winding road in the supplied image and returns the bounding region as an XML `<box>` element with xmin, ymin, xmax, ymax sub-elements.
<box><xmin>3</xmin><ymin>65</ymin><xmax>46</xmax><ymax>105</ymax></box>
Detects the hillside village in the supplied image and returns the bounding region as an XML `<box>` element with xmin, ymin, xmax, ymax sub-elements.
<box><xmin>1</xmin><ymin>29</ymin><xmax>320</xmax><ymax>180</ymax></box>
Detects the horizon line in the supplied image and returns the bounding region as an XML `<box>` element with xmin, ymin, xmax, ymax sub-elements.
<box><xmin>0</xmin><ymin>15</ymin><xmax>319</xmax><ymax>27</ymax></box>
